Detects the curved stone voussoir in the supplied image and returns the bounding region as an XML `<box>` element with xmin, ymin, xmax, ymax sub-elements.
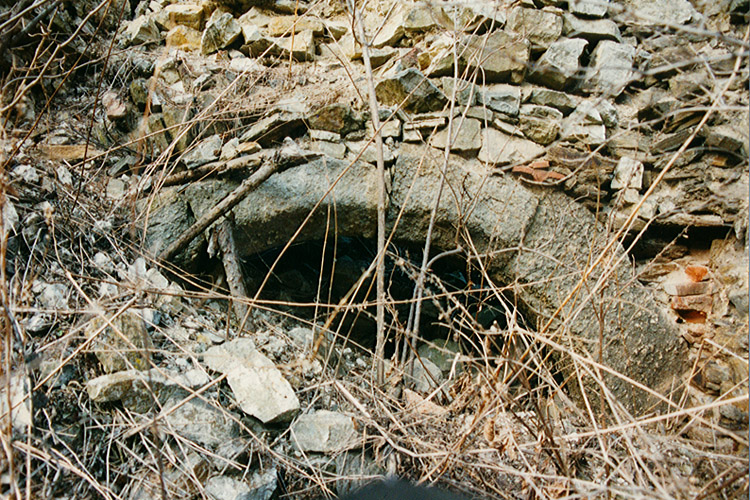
<box><xmin>389</xmin><ymin>144</ymin><xmax>539</xmax><ymax>273</ymax></box>
<box><xmin>184</xmin><ymin>157</ymin><xmax>380</xmax><ymax>255</ymax></box>
<box><xmin>511</xmin><ymin>190</ymin><xmax>687</xmax><ymax>412</ymax></box>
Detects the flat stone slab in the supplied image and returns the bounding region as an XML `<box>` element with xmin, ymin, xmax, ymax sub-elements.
<box><xmin>203</xmin><ymin>338</ymin><xmax>300</xmax><ymax>423</ymax></box>
<box><xmin>291</xmin><ymin>410</ymin><xmax>359</xmax><ymax>452</ymax></box>
<box><xmin>478</xmin><ymin>127</ymin><xmax>545</xmax><ymax>165</ymax></box>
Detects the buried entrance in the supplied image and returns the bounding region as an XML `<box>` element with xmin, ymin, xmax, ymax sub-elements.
<box><xmin>241</xmin><ymin>237</ymin><xmax>555</xmax><ymax>401</ymax></box>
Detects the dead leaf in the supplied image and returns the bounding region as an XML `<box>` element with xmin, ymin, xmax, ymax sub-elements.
<box><xmin>403</xmin><ymin>388</ymin><xmax>449</xmax><ymax>417</ymax></box>
<box><xmin>512</xmin><ymin>164</ymin><xmax>566</xmax><ymax>183</ymax></box>
<box><xmin>39</xmin><ymin>144</ymin><xmax>104</xmax><ymax>161</ymax></box>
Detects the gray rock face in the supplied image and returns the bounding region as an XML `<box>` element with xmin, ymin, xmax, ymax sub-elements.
<box><xmin>266</xmin><ymin>16</ymin><xmax>324</xmax><ymax>36</ymax></box>
<box><xmin>201</xmin><ymin>11</ymin><xmax>241</xmax><ymax>55</ymax></box>
<box><xmin>562</xmin><ymin>13</ymin><xmax>622</xmax><ymax>43</ymax></box>
<box><xmin>430</xmin><ymin>117</ymin><xmax>481</xmax><ymax>152</ymax></box>
<box><xmin>86</xmin><ymin>368</ymin><xmax>210</xmax><ymax>411</ymax></box>
<box><xmin>203</xmin><ymin>339</ymin><xmax>300</xmax><ymax>423</ymax></box>
<box><xmin>141</xmin><ymin>186</ymin><xmax>205</xmax><ymax>269</ymax></box>
<box><xmin>291</xmin><ymin>410</ymin><xmax>359</xmax><ymax>452</ymax></box>
<box><xmin>184</xmin><ymin>134</ymin><xmax>222</xmax><ymax>169</ymax></box>
<box><xmin>563</xmin><ymin>101</ymin><xmax>606</xmax><ymax>145</ymax></box>
<box><xmin>308</xmin><ymin>104</ymin><xmax>361</xmax><ymax>135</ymax></box>
<box><xmin>528</xmin><ymin>88</ymin><xmax>578</xmax><ymax>115</ymax></box>
<box><xmin>0</xmin><ymin>375</ymin><xmax>31</xmax><ymax>430</ymax></box>
<box><xmin>611</xmin><ymin>156</ymin><xmax>644</xmax><ymax>190</ymax></box>
<box><xmin>620</xmin><ymin>0</ymin><xmax>698</xmax><ymax>25</ymax></box>
<box><xmin>165</xmin><ymin>397</ymin><xmax>239</xmax><ymax>448</ymax></box>
<box><xmin>464</xmin><ymin>31</ymin><xmax>530</xmax><ymax>84</ymax></box>
<box><xmin>375</xmin><ymin>68</ymin><xmax>448</xmax><ymax>113</ymax></box>
<box><xmin>159</xmin><ymin>3</ymin><xmax>204</xmax><ymax>31</ymax></box>
<box><xmin>205</xmin><ymin>476</ymin><xmax>251</xmax><ymax>500</ymax></box>
<box><xmin>346</xmin><ymin>140</ymin><xmax>396</xmax><ymax>165</ymax></box>
<box><xmin>388</xmin><ymin>144</ymin><xmax>539</xmax><ymax>266</ymax></box>
<box><xmin>402</xmin><ymin>3</ymin><xmax>441</xmax><ymax>33</ymax></box>
<box><xmin>125</xmin><ymin>15</ymin><xmax>161</xmax><ymax>45</ymax></box>
<box><xmin>584</xmin><ymin>40</ymin><xmax>635</xmax><ymax>96</ymax></box>
<box><xmin>274</xmin><ymin>29</ymin><xmax>316</xmax><ymax>61</ymax></box>
<box><xmin>240</xmin><ymin>24</ymin><xmax>276</xmax><ymax>57</ymax></box>
<box><xmin>371</xmin><ymin>8</ymin><xmax>405</xmax><ymax>48</ymax></box>
<box><xmin>247</xmin><ymin>468</ymin><xmax>278</xmax><ymax>500</ymax></box>
<box><xmin>335</xmin><ymin>452</ymin><xmax>387</xmax><ymax>496</ymax></box>
<box><xmin>520</xmin><ymin>104</ymin><xmax>563</xmax><ymax>145</ymax></box>
<box><xmin>530</xmin><ymin>38</ymin><xmax>589</xmax><ymax>90</ymax></box>
<box><xmin>509</xmin><ymin>190</ymin><xmax>686</xmax><ymax>411</ymax></box>
<box><xmin>569</xmin><ymin>0</ymin><xmax>610</xmax><ymax>18</ymax></box>
<box><xmin>478</xmin><ymin>127</ymin><xmax>545</xmax><ymax>165</ymax></box>
<box><xmin>239</xmin><ymin>111</ymin><xmax>305</xmax><ymax>146</ymax></box>
<box><xmin>506</xmin><ymin>7</ymin><xmax>563</xmax><ymax>50</ymax></box>
<box><xmin>440</xmin><ymin>77</ymin><xmax>478</xmax><ymax>106</ymax></box>
<box><xmin>705</xmin><ymin>124</ymin><xmax>748</xmax><ymax>154</ymax></box>
<box><xmin>479</xmin><ymin>84</ymin><xmax>521</xmax><ymax>117</ymax></box>
<box><xmin>37</xmin><ymin>282</ymin><xmax>68</xmax><ymax>309</ymax></box>
<box><xmin>410</xmin><ymin>357</ymin><xmax>443</xmax><ymax>393</ymax></box>
<box><xmin>417</xmin><ymin>339</ymin><xmax>462</xmax><ymax>375</ymax></box>
<box><xmin>596</xmin><ymin>99</ymin><xmax>619</xmax><ymax>128</ymax></box>
<box><xmin>185</xmin><ymin>157</ymin><xmax>379</xmax><ymax>255</ymax></box>
<box><xmin>205</xmin><ymin>469</ymin><xmax>277</xmax><ymax>500</ymax></box>
<box><xmin>84</xmin><ymin>312</ymin><xmax>153</xmax><ymax>373</ymax></box>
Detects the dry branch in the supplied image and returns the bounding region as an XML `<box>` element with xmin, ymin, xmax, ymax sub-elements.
<box><xmin>160</xmin><ymin>153</ymin><xmax>263</xmax><ymax>188</ymax></box>
<box><xmin>216</xmin><ymin>215</ymin><xmax>249</xmax><ymax>321</ymax></box>
<box><xmin>157</xmin><ymin>141</ymin><xmax>320</xmax><ymax>262</ymax></box>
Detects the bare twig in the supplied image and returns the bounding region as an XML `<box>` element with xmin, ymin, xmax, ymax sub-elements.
<box><xmin>344</xmin><ymin>0</ymin><xmax>388</xmax><ymax>385</ymax></box>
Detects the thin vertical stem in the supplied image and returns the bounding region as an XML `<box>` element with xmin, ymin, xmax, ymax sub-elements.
<box><xmin>348</xmin><ymin>0</ymin><xmax>387</xmax><ymax>385</ymax></box>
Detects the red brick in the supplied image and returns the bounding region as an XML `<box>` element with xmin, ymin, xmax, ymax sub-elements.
<box><xmin>685</xmin><ymin>265</ymin><xmax>709</xmax><ymax>282</ymax></box>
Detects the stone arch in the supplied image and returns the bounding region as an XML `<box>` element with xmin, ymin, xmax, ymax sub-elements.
<box><xmin>152</xmin><ymin>143</ymin><xmax>686</xmax><ymax>413</ymax></box>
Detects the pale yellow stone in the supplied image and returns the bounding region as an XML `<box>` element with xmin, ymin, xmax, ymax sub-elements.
<box><xmin>166</xmin><ymin>25</ymin><xmax>202</xmax><ymax>51</ymax></box>
<box><xmin>266</xmin><ymin>16</ymin><xmax>324</xmax><ymax>36</ymax></box>
<box><xmin>164</xmin><ymin>3</ymin><xmax>204</xmax><ymax>30</ymax></box>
